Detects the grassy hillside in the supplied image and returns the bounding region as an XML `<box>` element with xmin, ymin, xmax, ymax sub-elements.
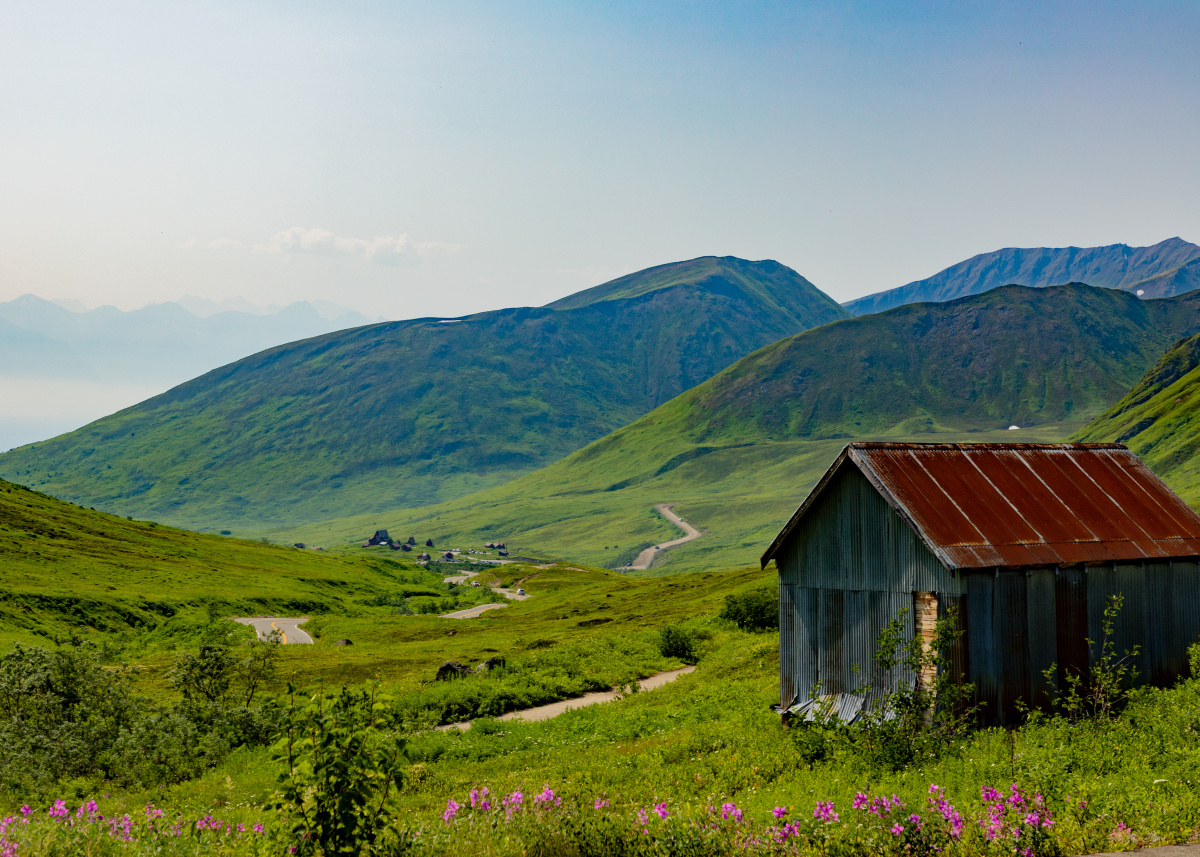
<box><xmin>1073</xmin><ymin>332</ymin><xmax>1200</xmax><ymax>506</ymax></box>
<box><xmin>0</xmin><ymin>257</ymin><xmax>848</xmax><ymax>532</ymax></box>
<box><xmin>277</xmin><ymin>283</ymin><xmax>1200</xmax><ymax>571</ymax></box>
<box><xmin>0</xmin><ymin>476</ymin><xmax>425</xmax><ymax>647</ymax></box>
<box><xmin>845</xmin><ymin>236</ymin><xmax>1200</xmax><ymax>315</ymax></box>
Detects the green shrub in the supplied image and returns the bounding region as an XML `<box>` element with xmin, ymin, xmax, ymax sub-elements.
<box><xmin>269</xmin><ymin>684</ymin><xmax>412</xmax><ymax>856</ymax></box>
<box><xmin>719</xmin><ymin>587</ymin><xmax>778</xmax><ymax>632</ymax></box>
<box><xmin>658</xmin><ymin>625</ymin><xmax>697</xmax><ymax>663</ymax></box>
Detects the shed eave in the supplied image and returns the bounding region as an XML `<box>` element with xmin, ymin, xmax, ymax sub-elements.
<box><xmin>761</xmin><ymin>445</ymin><xmax>855</xmax><ymax>569</ymax></box>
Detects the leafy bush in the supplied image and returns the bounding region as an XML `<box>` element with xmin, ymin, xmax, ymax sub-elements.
<box><xmin>719</xmin><ymin>587</ymin><xmax>778</xmax><ymax>632</ymax></box>
<box><xmin>1044</xmin><ymin>593</ymin><xmax>1140</xmax><ymax>721</ymax></box>
<box><xmin>269</xmin><ymin>684</ymin><xmax>412</xmax><ymax>856</ymax></box>
<box><xmin>658</xmin><ymin>625</ymin><xmax>697</xmax><ymax>663</ymax></box>
<box><xmin>844</xmin><ymin>606</ymin><xmax>977</xmax><ymax>772</ymax></box>
<box><xmin>0</xmin><ymin>619</ymin><xmax>284</xmax><ymax>794</ymax></box>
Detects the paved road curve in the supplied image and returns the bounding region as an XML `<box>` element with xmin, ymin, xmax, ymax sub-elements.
<box><xmin>620</xmin><ymin>504</ymin><xmax>702</xmax><ymax>570</ymax></box>
<box><xmin>232</xmin><ymin>616</ymin><xmax>313</xmax><ymax>644</ymax></box>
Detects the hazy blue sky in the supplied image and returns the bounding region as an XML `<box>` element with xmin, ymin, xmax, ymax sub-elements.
<box><xmin>2</xmin><ymin>1</ymin><xmax>1198</xmax><ymax>318</ymax></box>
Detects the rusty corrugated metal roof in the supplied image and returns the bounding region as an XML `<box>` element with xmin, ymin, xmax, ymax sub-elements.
<box><xmin>762</xmin><ymin>443</ymin><xmax>1200</xmax><ymax>570</ymax></box>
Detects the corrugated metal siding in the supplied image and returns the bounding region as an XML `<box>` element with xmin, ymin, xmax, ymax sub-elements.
<box><xmin>779</xmin><ymin>582</ymin><xmax>796</xmax><ymax>708</ymax></box>
<box><xmin>772</xmin><ymin>444</ymin><xmax>1200</xmax><ymax>725</ymax></box>
<box><xmin>779</xmin><ymin>585</ymin><xmax>916</xmax><ymax>714</ymax></box>
<box><xmin>1054</xmin><ymin>567</ymin><xmax>1088</xmax><ymax>692</ymax></box>
<box><xmin>1026</xmin><ymin>569</ymin><xmax>1057</xmax><ymax>709</ymax></box>
<box><xmin>778</xmin><ymin>467</ymin><xmax>959</xmax><ymax>595</ymax></box>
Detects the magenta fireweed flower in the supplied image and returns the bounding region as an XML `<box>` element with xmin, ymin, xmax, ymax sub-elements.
<box><xmin>503</xmin><ymin>791</ymin><xmax>524</xmax><ymax>819</ymax></box>
<box><xmin>637</xmin><ymin>808</ymin><xmax>649</xmax><ymax>828</ymax></box>
<box><xmin>813</xmin><ymin>801</ymin><xmax>839</xmax><ymax>823</ymax></box>
<box><xmin>443</xmin><ymin>799</ymin><xmax>460</xmax><ymax>824</ymax></box>
<box><xmin>772</xmin><ymin>806</ymin><xmax>787</xmax><ymax>819</ymax></box>
<box><xmin>48</xmin><ymin>800</ymin><xmax>68</xmax><ymax>819</ymax></box>
<box><xmin>533</xmin><ymin>787</ymin><xmax>561</xmax><ymax>808</ymax></box>
<box><xmin>594</xmin><ymin>799</ymin><xmax>610</xmax><ymax>810</ymax></box>
<box><xmin>890</xmin><ymin>823</ymin><xmax>905</xmax><ymax>836</ymax></box>
<box><xmin>654</xmin><ymin>803</ymin><xmax>669</xmax><ymax>819</ymax></box>
<box><xmin>17</xmin><ymin>808</ymin><xmax>28</xmax><ymax>819</ymax></box>
<box><xmin>721</xmin><ymin>802</ymin><xmax>743</xmax><ymax>823</ymax></box>
<box><xmin>253</xmin><ymin>823</ymin><xmax>264</xmax><ymax>834</ymax></box>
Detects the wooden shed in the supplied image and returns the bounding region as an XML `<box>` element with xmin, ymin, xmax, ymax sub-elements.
<box><xmin>761</xmin><ymin>442</ymin><xmax>1200</xmax><ymax>725</ymax></box>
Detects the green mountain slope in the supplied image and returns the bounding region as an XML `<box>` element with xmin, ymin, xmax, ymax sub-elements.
<box><xmin>1072</xmin><ymin>333</ymin><xmax>1200</xmax><ymax>506</ymax></box>
<box><xmin>0</xmin><ymin>477</ymin><xmax>415</xmax><ymax>645</ymax></box>
<box><xmin>844</xmin><ymin>237</ymin><xmax>1200</xmax><ymax>315</ymax></box>
<box><xmin>0</xmin><ymin>257</ymin><xmax>848</xmax><ymax>531</ymax></box>
<box><xmin>280</xmin><ymin>284</ymin><xmax>1200</xmax><ymax>571</ymax></box>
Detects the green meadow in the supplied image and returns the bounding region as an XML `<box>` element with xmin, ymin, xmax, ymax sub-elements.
<box><xmin>270</xmin><ymin>424</ymin><xmax>1083</xmax><ymax>574</ymax></box>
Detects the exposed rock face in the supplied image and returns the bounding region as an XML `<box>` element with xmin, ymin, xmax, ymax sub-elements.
<box><xmin>475</xmin><ymin>656</ymin><xmax>506</xmax><ymax>673</ymax></box>
<box><xmin>335</xmin><ymin>639</ymin><xmax>353</xmax><ymax>646</ymax></box>
<box><xmin>436</xmin><ymin>661</ymin><xmax>472</xmax><ymax>681</ymax></box>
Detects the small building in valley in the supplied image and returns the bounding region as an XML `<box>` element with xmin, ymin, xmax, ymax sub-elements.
<box><xmin>761</xmin><ymin>442</ymin><xmax>1200</xmax><ymax>725</ymax></box>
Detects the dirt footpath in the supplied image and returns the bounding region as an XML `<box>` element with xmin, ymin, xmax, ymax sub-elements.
<box><xmin>438</xmin><ymin>665</ymin><xmax>696</xmax><ymax>731</ymax></box>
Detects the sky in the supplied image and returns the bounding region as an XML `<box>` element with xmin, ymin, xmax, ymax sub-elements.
<box><xmin>2</xmin><ymin>1</ymin><xmax>1199</xmax><ymax>319</ymax></box>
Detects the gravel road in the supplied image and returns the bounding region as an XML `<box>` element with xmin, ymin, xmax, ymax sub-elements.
<box><xmin>438</xmin><ymin>665</ymin><xmax>696</xmax><ymax>731</ymax></box>
<box><xmin>620</xmin><ymin>504</ymin><xmax>702</xmax><ymax>570</ymax></box>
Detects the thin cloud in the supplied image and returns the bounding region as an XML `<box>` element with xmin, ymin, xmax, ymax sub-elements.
<box><xmin>190</xmin><ymin>228</ymin><xmax>462</xmax><ymax>265</ymax></box>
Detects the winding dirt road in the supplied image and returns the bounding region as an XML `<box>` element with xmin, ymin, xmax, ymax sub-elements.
<box><xmin>441</xmin><ymin>569</ymin><xmax>530</xmax><ymax>618</ymax></box>
<box><xmin>620</xmin><ymin>504</ymin><xmax>702</xmax><ymax>570</ymax></box>
<box><xmin>438</xmin><ymin>665</ymin><xmax>696</xmax><ymax>731</ymax></box>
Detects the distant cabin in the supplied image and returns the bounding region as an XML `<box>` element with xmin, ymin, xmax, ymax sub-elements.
<box><xmin>761</xmin><ymin>442</ymin><xmax>1200</xmax><ymax>726</ymax></box>
<box><xmin>366</xmin><ymin>529</ymin><xmax>390</xmax><ymax>546</ymax></box>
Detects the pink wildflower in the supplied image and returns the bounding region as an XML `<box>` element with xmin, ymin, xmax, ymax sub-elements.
<box><xmin>443</xmin><ymin>799</ymin><xmax>459</xmax><ymax>824</ymax></box>
<box><xmin>594</xmin><ymin>798</ymin><xmax>609</xmax><ymax>810</ymax></box>
<box><xmin>654</xmin><ymin>802</ymin><xmax>669</xmax><ymax>819</ymax></box>
<box><xmin>773</xmin><ymin>806</ymin><xmax>788</xmax><ymax>819</ymax></box>
<box><xmin>721</xmin><ymin>802</ymin><xmax>743</xmax><ymax>823</ymax></box>
<box><xmin>813</xmin><ymin>801</ymin><xmax>839</xmax><ymax>823</ymax></box>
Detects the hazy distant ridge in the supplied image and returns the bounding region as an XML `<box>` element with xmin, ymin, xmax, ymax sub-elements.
<box><xmin>0</xmin><ymin>256</ymin><xmax>849</xmax><ymax>530</ymax></box>
<box><xmin>844</xmin><ymin>237</ymin><xmax>1200</xmax><ymax>315</ymax></box>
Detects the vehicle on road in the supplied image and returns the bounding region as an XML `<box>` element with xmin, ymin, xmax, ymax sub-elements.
<box><xmin>517</xmin><ymin>588</ymin><xmax>525</xmax><ymax>596</ymax></box>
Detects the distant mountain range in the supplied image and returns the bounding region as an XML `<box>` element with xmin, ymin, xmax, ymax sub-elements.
<box><xmin>0</xmin><ymin>296</ymin><xmax>377</xmax><ymax>452</ymax></box>
<box><xmin>0</xmin><ymin>295</ymin><xmax>375</xmax><ymax>382</ymax></box>
<box><xmin>292</xmin><ymin>283</ymin><xmax>1200</xmax><ymax>570</ymax></box>
<box><xmin>0</xmin><ymin>257</ymin><xmax>849</xmax><ymax>530</ymax></box>
<box><xmin>844</xmin><ymin>237</ymin><xmax>1200</xmax><ymax>315</ymax></box>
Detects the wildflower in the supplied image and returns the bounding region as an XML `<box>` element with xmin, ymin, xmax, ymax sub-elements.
<box><xmin>890</xmin><ymin>823</ymin><xmax>905</xmax><ymax>836</ymax></box>
<box><xmin>721</xmin><ymin>802</ymin><xmax>743</xmax><ymax>823</ymax></box>
<box><xmin>534</xmin><ymin>787</ymin><xmax>561</xmax><ymax>808</ymax></box>
<box><xmin>18</xmin><ymin>808</ymin><xmax>29</xmax><ymax>819</ymax></box>
<box><xmin>443</xmin><ymin>799</ymin><xmax>460</xmax><ymax>824</ymax></box>
<box><xmin>655</xmin><ymin>802</ymin><xmax>669</xmax><ymax>819</ymax></box>
<box><xmin>48</xmin><ymin>800</ymin><xmax>68</xmax><ymax>819</ymax></box>
<box><xmin>594</xmin><ymin>798</ymin><xmax>610</xmax><ymax>810</ymax></box>
<box><xmin>813</xmin><ymin>801</ymin><xmax>839</xmax><ymax>823</ymax></box>
<box><xmin>852</xmin><ymin>793</ymin><xmax>869</xmax><ymax>810</ymax></box>
<box><xmin>504</xmin><ymin>791</ymin><xmax>524</xmax><ymax>819</ymax></box>
<box><xmin>772</xmin><ymin>806</ymin><xmax>788</xmax><ymax>819</ymax></box>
